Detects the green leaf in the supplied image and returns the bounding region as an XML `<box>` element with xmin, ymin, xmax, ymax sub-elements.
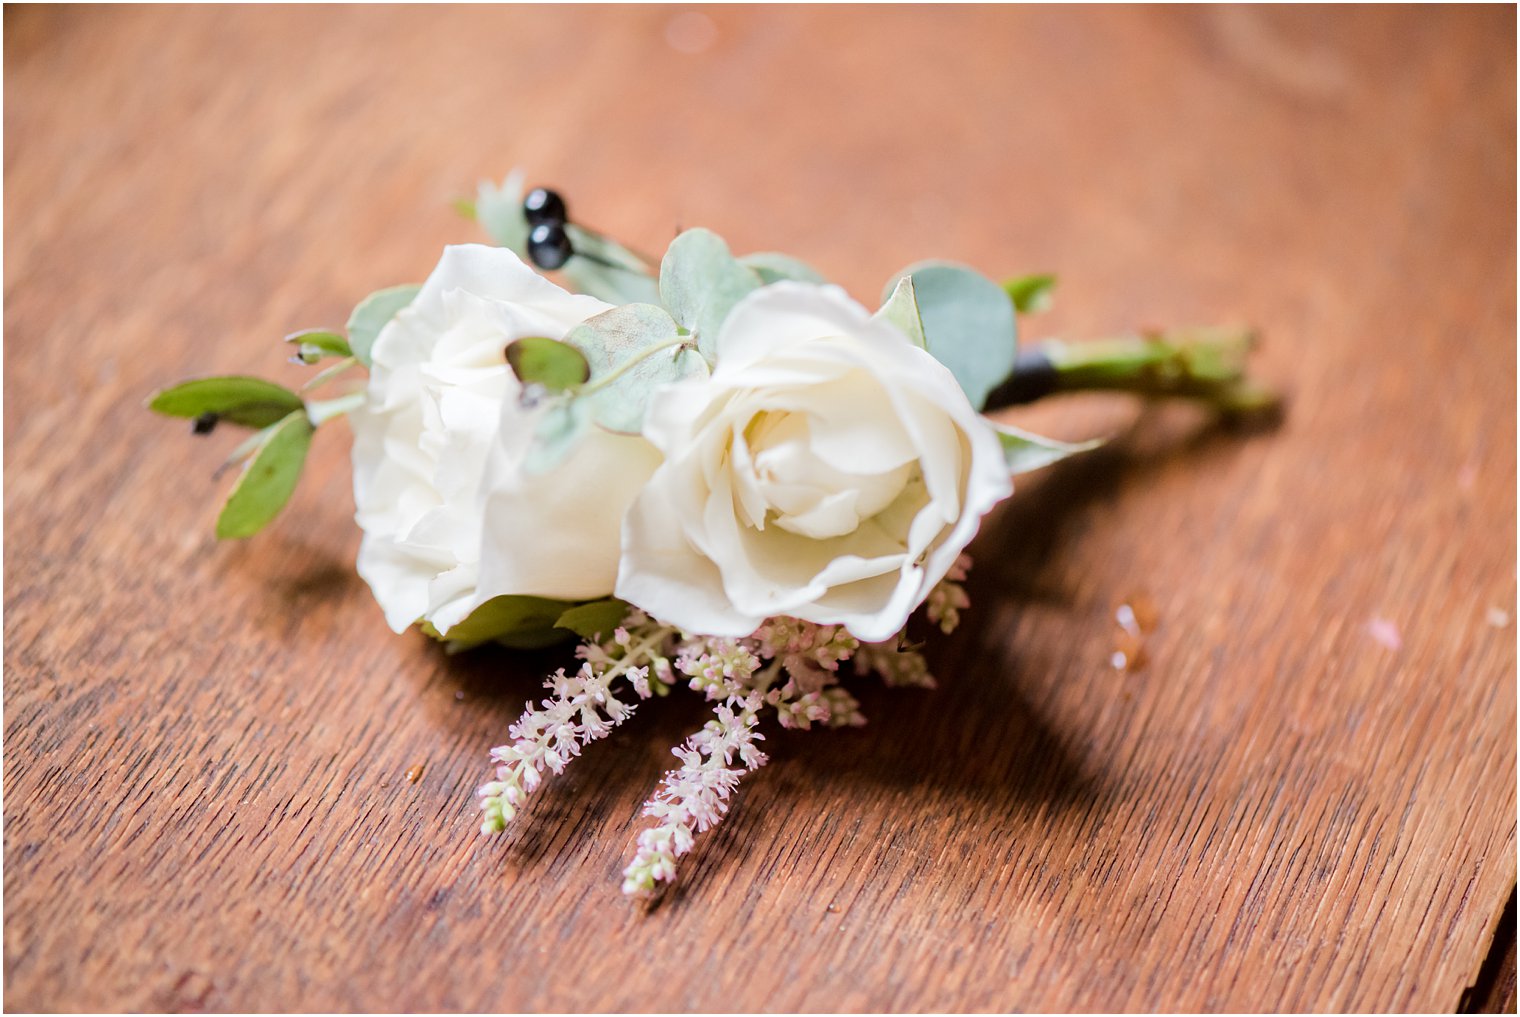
<box><xmin>659</xmin><ymin>228</ymin><xmax>762</xmax><ymax>359</ymax></box>
<box><xmin>505</xmin><ymin>336</ymin><xmax>590</xmax><ymax>392</ymax></box>
<box><xmin>215</xmin><ymin>411</ymin><xmax>313</xmax><ymax>538</ymax></box>
<box><xmin>874</xmin><ymin>276</ymin><xmax>927</xmax><ymax>349</ymax></box>
<box><xmin>301</xmin><ymin>356</ymin><xmax>360</xmax><ymax>392</ymax></box>
<box><xmin>284</xmin><ymin>329</ymin><xmax>352</xmax><ymax>363</ymax></box>
<box><xmin>886</xmin><ymin>262</ymin><xmax>1018</xmax><ymax>410</ymax></box>
<box><xmin>565</xmin><ymin>225</ymin><xmax>662</xmax><ymax>305</ymax></box>
<box><xmin>555</xmin><ymin>599</ymin><xmax>630</xmax><ymax>641</ymax></box>
<box><xmin>523</xmin><ymin>395</ymin><xmax>592</xmax><ymax>474</ymax></box>
<box><xmin>347</xmin><ymin>284</ymin><xmax>421</xmax><ymax>367</ymax></box>
<box><xmin>474</xmin><ymin>172</ymin><xmax>529</xmax><ymax>253</ymax></box>
<box><xmin>567</xmin><ymin>303</ymin><xmax>707</xmax><ymax>434</ymax></box>
<box><xmin>739</xmin><ymin>251</ymin><xmax>827</xmax><ymax>285</ymax></box>
<box><xmin>992</xmin><ymin>421</ymin><xmax>1102</xmax><ymax>475</ymax></box>
<box><xmin>421</xmin><ymin>594</ymin><xmax>577</xmax><ymax>652</ymax></box>
<box><xmin>148</xmin><ymin>376</ymin><xmax>305</xmax><ymax>429</ymax></box>
<box><xmin>1003</xmin><ymin>274</ymin><xmax>1057</xmax><ymax>314</ymax></box>
<box><xmin>474</xmin><ymin>173</ymin><xmax>661</xmax><ymax>304</ymax></box>
<box><xmin>215</xmin><ymin>426</ymin><xmax>273</xmax><ymax>478</ymax></box>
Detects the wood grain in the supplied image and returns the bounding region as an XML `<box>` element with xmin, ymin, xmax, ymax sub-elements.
<box><xmin>5</xmin><ymin>6</ymin><xmax>1514</xmax><ymax>1012</ymax></box>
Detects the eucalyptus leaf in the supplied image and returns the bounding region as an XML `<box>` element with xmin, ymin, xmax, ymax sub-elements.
<box><xmin>565</xmin><ymin>225</ymin><xmax>661</xmax><ymax>305</ymax></box>
<box><xmin>422</xmin><ymin>594</ymin><xmax>577</xmax><ymax>652</ymax></box>
<box><xmin>523</xmin><ymin>395</ymin><xmax>592</xmax><ymax>474</ymax></box>
<box><xmin>475</xmin><ymin>172</ymin><xmax>529</xmax><ymax>253</ymax></box>
<box><xmin>1003</xmin><ymin>274</ymin><xmax>1058</xmax><ymax>314</ymax></box>
<box><xmin>474</xmin><ymin>173</ymin><xmax>661</xmax><ymax>304</ymax></box>
<box><xmin>148</xmin><ymin>376</ymin><xmax>304</xmax><ymax>429</ymax></box>
<box><xmin>506</xmin><ymin>336</ymin><xmax>591</xmax><ymax>392</ymax></box>
<box><xmin>215</xmin><ymin>411</ymin><xmax>313</xmax><ymax>538</ymax></box>
<box><xmin>284</xmin><ymin>329</ymin><xmax>352</xmax><ymax>363</ymax></box>
<box><xmin>555</xmin><ymin>599</ymin><xmax>630</xmax><ymax>641</ymax></box>
<box><xmin>886</xmin><ymin>262</ymin><xmax>1018</xmax><ymax>410</ymax></box>
<box><xmin>567</xmin><ymin>303</ymin><xmax>706</xmax><ymax>434</ymax></box>
<box><xmin>347</xmin><ymin>284</ymin><xmax>421</xmax><ymax>367</ymax></box>
<box><xmin>659</xmin><ymin>228</ymin><xmax>761</xmax><ymax>359</ymax></box>
<box><xmin>874</xmin><ymin>276</ymin><xmax>927</xmax><ymax>349</ymax></box>
<box><xmin>739</xmin><ymin>251</ymin><xmax>827</xmax><ymax>285</ymax></box>
<box><xmin>993</xmin><ymin>421</ymin><xmax>1102</xmax><ymax>475</ymax></box>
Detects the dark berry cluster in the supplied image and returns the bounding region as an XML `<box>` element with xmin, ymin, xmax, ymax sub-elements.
<box><xmin>523</xmin><ymin>187</ymin><xmax>573</xmax><ymax>270</ymax></box>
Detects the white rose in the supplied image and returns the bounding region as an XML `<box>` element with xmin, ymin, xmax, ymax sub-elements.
<box><xmin>351</xmin><ymin>244</ymin><xmax>661</xmax><ymax>635</ymax></box>
<box><xmin>615</xmin><ymin>282</ymin><xmax>1012</xmax><ymax>642</ymax></box>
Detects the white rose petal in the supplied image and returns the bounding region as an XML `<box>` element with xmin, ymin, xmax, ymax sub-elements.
<box><xmin>350</xmin><ymin>243</ymin><xmax>659</xmax><ymax>635</ymax></box>
<box><xmin>616</xmin><ymin>282</ymin><xmax>1012</xmax><ymax>642</ymax></box>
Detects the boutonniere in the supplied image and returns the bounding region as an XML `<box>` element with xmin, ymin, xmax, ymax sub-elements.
<box><xmin>150</xmin><ymin>172</ymin><xmax>1277</xmax><ymax>898</ymax></box>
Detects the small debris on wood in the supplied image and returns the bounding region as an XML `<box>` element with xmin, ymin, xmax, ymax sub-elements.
<box><xmin>1366</xmin><ymin>616</ymin><xmax>1403</xmax><ymax>652</ymax></box>
<box><xmin>1111</xmin><ymin>594</ymin><xmax>1158</xmax><ymax>671</ymax></box>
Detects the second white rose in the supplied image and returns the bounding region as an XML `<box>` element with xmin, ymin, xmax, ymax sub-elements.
<box><xmin>615</xmin><ymin>282</ymin><xmax>1013</xmax><ymax>642</ymax></box>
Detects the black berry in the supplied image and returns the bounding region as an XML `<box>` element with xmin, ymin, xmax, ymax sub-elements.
<box><xmin>523</xmin><ymin>187</ymin><xmax>567</xmax><ymax>227</ymax></box>
<box><xmin>527</xmin><ymin>222</ymin><xmax>574</xmax><ymax>270</ymax></box>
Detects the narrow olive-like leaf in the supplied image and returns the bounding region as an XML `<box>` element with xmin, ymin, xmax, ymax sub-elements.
<box><xmin>347</xmin><ymin>284</ymin><xmax>421</xmax><ymax>367</ymax></box>
<box><xmin>659</xmin><ymin>228</ymin><xmax>762</xmax><ymax>359</ymax></box>
<box><xmin>421</xmin><ymin>594</ymin><xmax>577</xmax><ymax>652</ymax></box>
<box><xmin>739</xmin><ymin>251</ymin><xmax>827</xmax><ymax>285</ymax></box>
<box><xmin>1003</xmin><ymin>274</ymin><xmax>1057</xmax><ymax>314</ymax></box>
<box><xmin>284</xmin><ymin>329</ymin><xmax>352</xmax><ymax>362</ymax></box>
<box><xmin>567</xmin><ymin>303</ymin><xmax>707</xmax><ymax>434</ymax></box>
<box><xmin>555</xmin><ymin>599</ymin><xmax>630</xmax><ymax>641</ymax></box>
<box><xmin>301</xmin><ymin>356</ymin><xmax>360</xmax><ymax>392</ymax></box>
<box><xmin>874</xmin><ymin>276</ymin><xmax>927</xmax><ymax>349</ymax></box>
<box><xmin>213</xmin><ymin>424</ymin><xmax>276</xmax><ymax>480</ymax></box>
<box><xmin>886</xmin><ymin>262</ymin><xmax>1018</xmax><ymax>410</ymax></box>
<box><xmin>147</xmin><ymin>376</ymin><xmax>305</xmax><ymax>429</ymax></box>
<box><xmin>215</xmin><ymin>411</ymin><xmax>313</xmax><ymax>538</ymax></box>
<box><xmin>505</xmin><ymin>336</ymin><xmax>591</xmax><ymax>392</ymax></box>
<box><xmin>992</xmin><ymin>421</ymin><xmax>1103</xmax><ymax>475</ymax></box>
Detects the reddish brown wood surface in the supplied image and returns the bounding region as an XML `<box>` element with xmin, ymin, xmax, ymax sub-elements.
<box><xmin>5</xmin><ymin>6</ymin><xmax>1515</xmax><ymax>1012</ymax></box>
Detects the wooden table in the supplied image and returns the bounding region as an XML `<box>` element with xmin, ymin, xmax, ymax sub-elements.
<box><xmin>6</xmin><ymin>6</ymin><xmax>1515</xmax><ymax>1012</ymax></box>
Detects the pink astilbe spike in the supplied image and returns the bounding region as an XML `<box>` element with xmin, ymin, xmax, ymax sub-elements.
<box><xmin>926</xmin><ymin>553</ymin><xmax>972</xmax><ymax>634</ymax></box>
<box><xmin>479</xmin><ymin>561</ymin><xmax>975</xmax><ymax>894</ymax></box>
<box><xmin>478</xmin><ymin>613</ymin><xmax>675</xmax><ymax>834</ymax></box>
<box><xmin>853</xmin><ymin>638</ymin><xmax>937</xmax><ymax>689</ymax></box>
<box><xmin>477</xmin><ymin>663</ymin><xmax>640</xmax><ymax>833</ymax></box>
<box><xmin>621</xmin><ymin>696</ymin><xmax>768</xmax><ymax>898</ymax></box>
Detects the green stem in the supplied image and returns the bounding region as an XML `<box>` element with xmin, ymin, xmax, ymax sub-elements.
<box><xmin>606</xmin><ymin>626</ymin><xmax>677</xmax><ymax>683</ymax></box>
<box><xmin>987</xmin><ymin>327</ymin><xmax>1279</xmax><ymax>416</ymax></box>
<box><xmin>304</xmin><ymin>392</ymin><xmax>366</xmax><ymax>427</ymax></box>
<box><xmin>573</xmin><ymin>337</ymin><xmax>695</xmax><ymax>397</ymax></box>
